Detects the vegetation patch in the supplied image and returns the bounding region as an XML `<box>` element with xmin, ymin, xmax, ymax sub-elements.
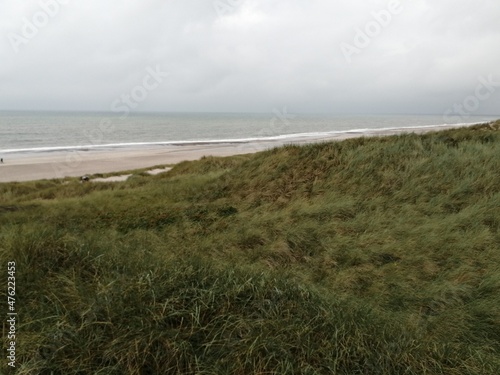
<box><xmin>1</xmin><ymin>124</ymin><xmax>499</xmax><ymax>374</ymax></box>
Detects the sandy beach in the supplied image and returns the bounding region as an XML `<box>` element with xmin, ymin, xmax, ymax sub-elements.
<box><xmin>0</xmin><ymin>123</ymin><xmax>481</xmax><ymax>183</ymax></box>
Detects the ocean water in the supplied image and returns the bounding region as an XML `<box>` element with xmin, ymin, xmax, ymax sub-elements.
<box><xmin>0</xmin><ymin>111</ymin><xmax>497</xmax><ymax>156</ymax></box>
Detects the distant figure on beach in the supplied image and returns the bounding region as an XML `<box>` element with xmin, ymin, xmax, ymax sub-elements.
<box><xmin>0</xmin><ymin>158</ymin><xmax>3</xmax><ymax>163</ymax></box>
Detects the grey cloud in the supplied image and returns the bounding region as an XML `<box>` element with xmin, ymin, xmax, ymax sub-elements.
<box><xmin>0</xmin><ymin>0</ymin><xmax>499</xmax><ymax>114</ymax></box>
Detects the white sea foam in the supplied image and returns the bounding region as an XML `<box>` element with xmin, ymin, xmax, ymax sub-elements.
<box><xmin>0</xmin><ymin>111</ymin><xmax>495</xmax><ymax>157</ymax></box>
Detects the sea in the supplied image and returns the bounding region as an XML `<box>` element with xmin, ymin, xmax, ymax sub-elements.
<box><xmin>0</xmin><ymin>111</ymin><xmax>498</xmax><ymax>157</ymax></box>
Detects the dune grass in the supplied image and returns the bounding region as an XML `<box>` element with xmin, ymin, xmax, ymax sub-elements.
<box><xmin>1</xmin><ymin>122</ymin><xmax>499</xmax><ymax>374</ymax></box>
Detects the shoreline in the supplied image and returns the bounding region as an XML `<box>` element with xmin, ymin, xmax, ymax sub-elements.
<box><xmin>0</xmin><ymin>121</ymin><xmax>485</xmax><ymax>155</ymax></box>
<box><xmin>0</xmin><ymin>123</ymin><xmax>488</xmax><ymax>183</ymax></box>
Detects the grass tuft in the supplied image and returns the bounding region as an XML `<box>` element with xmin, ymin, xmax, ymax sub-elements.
<box><xmin>1</xmin><ymin>123</ymin><xmax>499</xmax><ymax>374</ymax></box>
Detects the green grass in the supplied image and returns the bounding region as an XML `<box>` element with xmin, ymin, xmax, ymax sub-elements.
<box><xmin>1</xmin><ymin>122</ymin><xmax>500</xmax><ymax>374</ymax></box>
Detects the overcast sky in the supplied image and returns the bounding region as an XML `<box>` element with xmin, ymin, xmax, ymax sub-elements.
<box><xmin>0</xmin><ymin>0</ymin><xmax>499</xmax><ymax>115</ymax></box>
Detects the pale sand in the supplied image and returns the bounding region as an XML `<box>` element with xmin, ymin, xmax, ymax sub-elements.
<box><xmin>91</xmin><ymin>174</ymin><xmax>133</xmax><ymax>183</ymax></box>
<box><xmin>146</xmin><ymin>167</ymin><xmax>173</xmax><ymax>175</ymax></box>
<box><xmin>90</xmin><ymin>168</ymin><xmax>172</xmax><ymax>182</ymax></box>
<box><xmin>0</xmin><ymin>124</ymin><xmax>479</xmax><ymax>183</ymax></box>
